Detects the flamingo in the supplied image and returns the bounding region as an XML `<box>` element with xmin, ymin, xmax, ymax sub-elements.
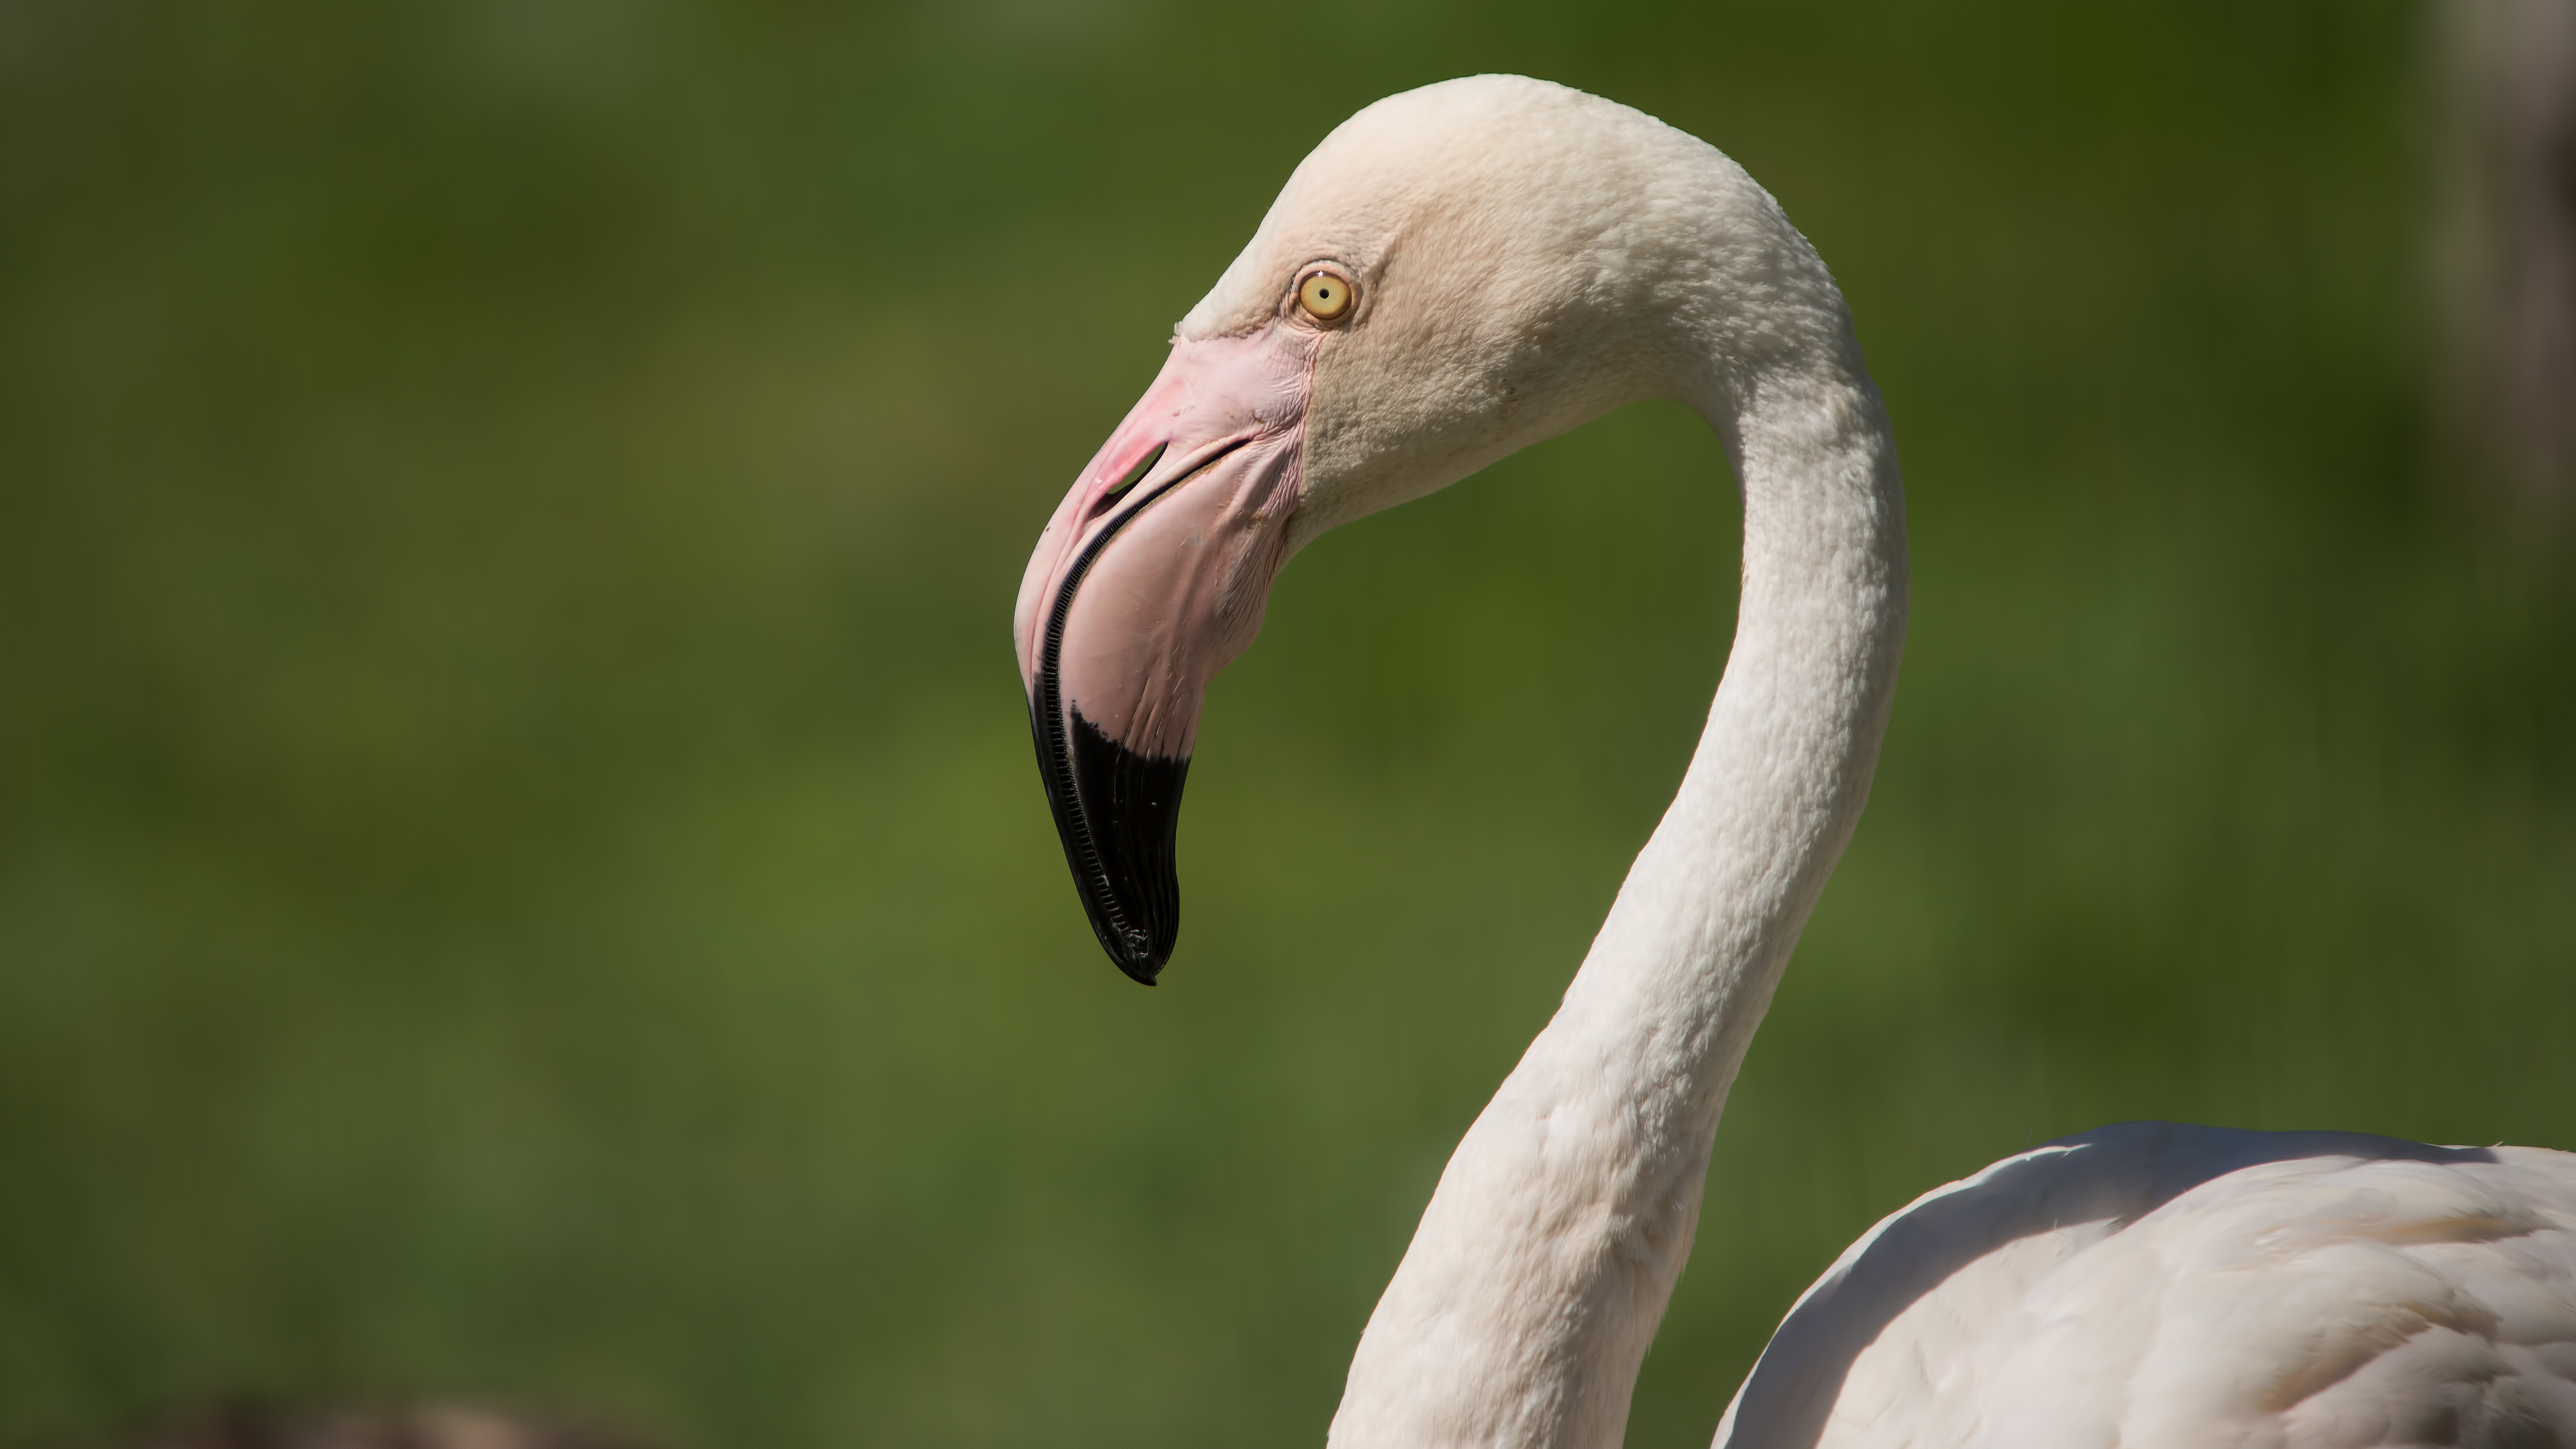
<box><xmin>1011</xmin><ymin>75</ymin><xmax>2576</xmax><ymax>1449</ymax></box>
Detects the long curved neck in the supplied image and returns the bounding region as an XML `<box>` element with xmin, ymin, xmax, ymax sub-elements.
<box><xmin>1328</xmin><ymin>275</ymin><xmax>1908</xmax><ymax>1449</ymax></box>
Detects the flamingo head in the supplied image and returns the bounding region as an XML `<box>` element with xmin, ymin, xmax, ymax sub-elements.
<box><xmin>1014</xmin><ymin>75</ymin><xmax>1741</xmax><ymax>981</ymax></box>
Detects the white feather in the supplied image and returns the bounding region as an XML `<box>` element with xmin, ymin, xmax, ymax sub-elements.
<box><xmin>1177</xmin><ymin>74</ymin><xmax>2576</xmax><ymax>1449</ymax></box>
<box><xmin>1719</xmin><ymin>1123</ymin><xmax>2576</xmax><ymax>1448</ymax></box>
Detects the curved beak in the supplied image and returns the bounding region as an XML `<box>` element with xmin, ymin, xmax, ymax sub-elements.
<box><xmin>1014</xmin><ymin>330</ymin><xmax>1313</xmax><ymax>983</ymax></box>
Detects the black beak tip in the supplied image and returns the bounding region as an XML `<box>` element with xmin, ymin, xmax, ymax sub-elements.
<box><xmin>1104</xmin><ymin>932</ymin><xmax>1169</xmax><ymax>987</ymax></box>
<box><xmin>1032</xmin><ymin>696</ymin><xmax>1191</xmax><ymax>985</ymax></box>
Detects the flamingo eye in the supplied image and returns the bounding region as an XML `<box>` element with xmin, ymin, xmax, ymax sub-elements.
<box><xmin>1297</xmin><ymin>270</ymin><xmax>1354</xmax><ymax>322</ymax></box>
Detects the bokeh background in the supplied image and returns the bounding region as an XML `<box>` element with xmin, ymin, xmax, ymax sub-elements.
<box><xmin>5</xmin><ymin>1</ymin><xmax>2571</xmax><ymax>1445</ymax></box>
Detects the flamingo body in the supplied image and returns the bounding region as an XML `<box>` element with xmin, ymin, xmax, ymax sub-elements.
<box><xmin>1012</xmin><ymin>73</ymin><xmax>2576</xmax><ymax>1449</ymax></box>
<box><xmin>1723</xmin><ymin>1122</ymin><xmax>2576</xmax><ymax>1448</ymax></box>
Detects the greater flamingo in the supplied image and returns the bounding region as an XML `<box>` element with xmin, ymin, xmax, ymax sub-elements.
<box><xmin>1012</xmin><ymin>75</ymin><xmax>2576</xmax><ymax>1449</ymax></box>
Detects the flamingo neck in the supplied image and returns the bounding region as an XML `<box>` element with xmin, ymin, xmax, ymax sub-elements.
<box><xmin>1328</xmin><ymin>319</ymin><xmax>1908</xmax><ymax>1448</ymax></box>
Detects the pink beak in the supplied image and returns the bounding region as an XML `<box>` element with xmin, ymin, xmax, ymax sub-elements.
<box><xmin>1014</xmin><ymin>329</ymin><xmax>1316</xmax><ymax>982</ymax></box>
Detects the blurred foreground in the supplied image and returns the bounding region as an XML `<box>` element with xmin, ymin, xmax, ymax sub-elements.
<box><xmin>72</xmin><ymin>1401</ymin><xmax>645</xmax><ymax>1449</ymax></box>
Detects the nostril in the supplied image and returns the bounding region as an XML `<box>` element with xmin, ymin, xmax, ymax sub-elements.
<box><xmin>1095</xmin><ymin>442</ymin><xmax>1169</xmax><ymax>519</ymax></box>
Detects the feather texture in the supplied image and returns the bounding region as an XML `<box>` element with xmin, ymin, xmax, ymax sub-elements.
<box><xmin>1049</xmin><ymin>74</ymin><xmax>2576</xmax><ymax>1449</ymax></box>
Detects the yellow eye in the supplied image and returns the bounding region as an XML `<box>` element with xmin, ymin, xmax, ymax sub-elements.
<box><xmin>1297</xmin><ymin>270</ymin><xmax>1353</xmax><ymax>321</ymax></box>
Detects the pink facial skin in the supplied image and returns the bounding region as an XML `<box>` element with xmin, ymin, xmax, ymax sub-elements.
<box><xmin>1015</xmin><ymin>327</ymin><xmax>1317</xmax><ymax>761</ymax></box>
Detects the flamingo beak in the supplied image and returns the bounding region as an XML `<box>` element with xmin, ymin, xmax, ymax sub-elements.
<box><xmin>1014</xmin><ymin>330</ymin><xmax>1315</xmax><ymax>983</ymax></box>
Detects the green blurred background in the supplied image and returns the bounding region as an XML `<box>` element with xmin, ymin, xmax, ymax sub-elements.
<box><xmin>3</xmin><ymin>1</ymin><xmax>2571</xmax><ymax>1444</ymax></box>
